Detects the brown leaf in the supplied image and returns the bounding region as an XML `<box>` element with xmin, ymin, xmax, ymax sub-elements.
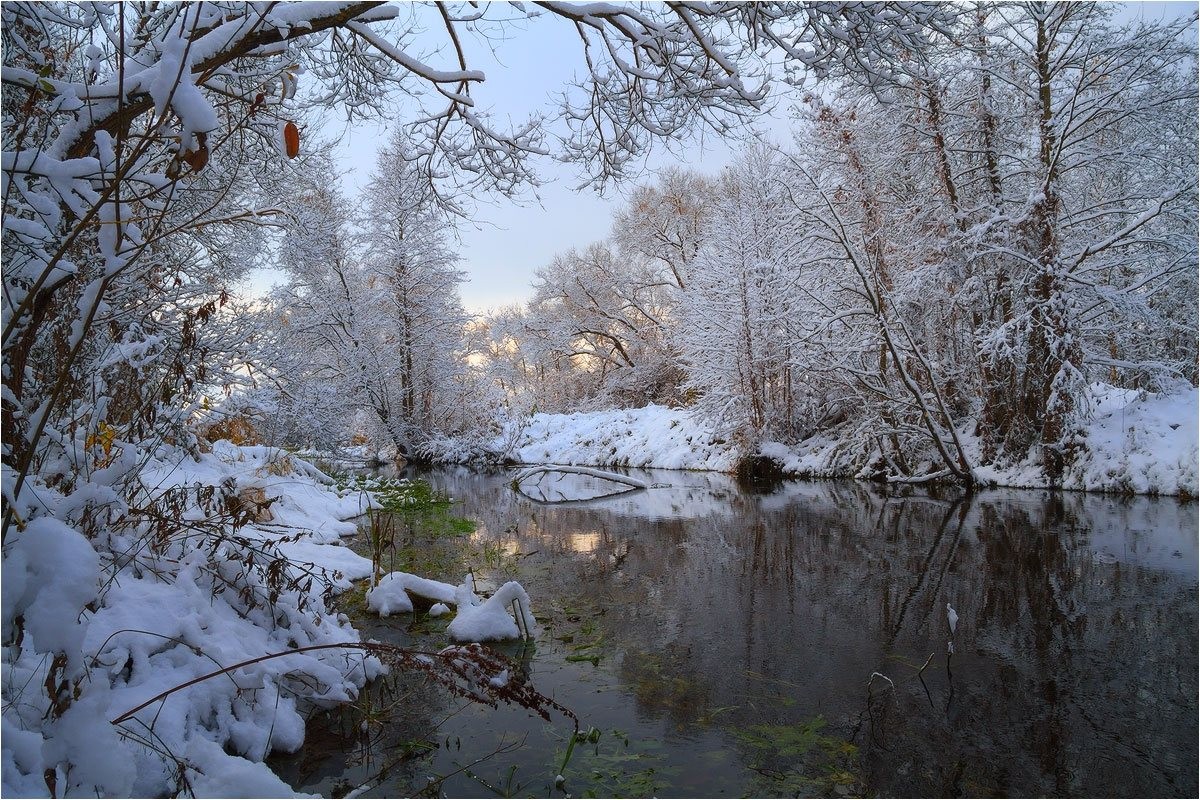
<box><xmin>284</xmin><ymin>121</ymin><xmax>300</xmax><ymax>159</ymax></box>
<box><xmin>183</xmin><ymin>144</ymin><xmax>208</xmax><ymax>172</ymax></box>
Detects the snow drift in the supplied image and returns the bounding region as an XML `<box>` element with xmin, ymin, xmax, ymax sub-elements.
<box><xmin>2</xmin><ymin>443</ymin><xmax>383</xmax><ymax>797</ymax></box>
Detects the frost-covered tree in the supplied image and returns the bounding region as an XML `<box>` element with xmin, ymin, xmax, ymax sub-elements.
<box><xmin>680</xmin><ymin>147</ymin><xmax>813</xmax><ymax>443</ymax></box>
<box><xmin>676</xmin><ymin>3</ymin><xmax>1196</xmax><ymax>483</ymax></box>
<box><xmin>360</xmin><ymin>128</ymin><xmax>470</xmax><ymax>454</ymax></box>
<box><xmin>611</xmin><ymin>167</ymin><xmax>717</xmax><ymax>290</ymax></box>
<box><xmin>526</xmin><ymin>242</ymin><xmax>681</xmax><ymax>406</ymax></box>
<box><xmin>265</xmin><ymin>155</ymin><xmax>385</xmax><ymax>450</ymax></box>
<box><xmin>961</xmin><ymin>3</ymin><xmax>1198</xmax><ymax>473</ymax></box>
<box><xmin>510</xmin><ymin>168</ymin><xmax>724</xmax><ymax>409</ymax></box>
<box><xmin>265</xmin><ymin>137</ymin><xmax>470</xmax><ymax>457</ymax></box>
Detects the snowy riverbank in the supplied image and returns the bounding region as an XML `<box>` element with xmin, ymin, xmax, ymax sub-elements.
<box><xmin>3</xmin><ymin>443</ymin><xmax>382</xmax><ymax>797</ymax></box>
<box><xmin>496</xmin><ymin>384</ymin><xmax>1199</xmax><ymax>496</ymax></box>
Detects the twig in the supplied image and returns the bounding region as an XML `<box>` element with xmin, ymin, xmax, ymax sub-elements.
<box><xmin>866</xmin><ymin>671</ymin><xmax>899</xmax><ymax>709</ymax></box>
<box><xmin>916</xmin><ymin>651</ymin><xmax>935</xmax><ymax>708</ymax></box>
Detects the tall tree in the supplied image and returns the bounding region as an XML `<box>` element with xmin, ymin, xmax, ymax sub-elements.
<box><xmin>361</xmin><ymin>128</ymin><xmax>470</xmax><ymax>453</ymax></box>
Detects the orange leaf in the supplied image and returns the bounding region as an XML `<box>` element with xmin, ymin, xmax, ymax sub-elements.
<box><xmin>284</xmin><ymin>121</ymin><xmax>300</xmax><ymax>159</ymax></box>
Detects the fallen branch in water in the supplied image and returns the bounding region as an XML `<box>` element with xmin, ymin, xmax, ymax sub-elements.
<box><xmin>512</xmin><ymin>465</ymin><xmax>648</xmax><ymax>503</ymax></box>
<box><xmin>513</xmin><ymin>465</ymin><xmax>648</xmax><ymax>488</ymax></box>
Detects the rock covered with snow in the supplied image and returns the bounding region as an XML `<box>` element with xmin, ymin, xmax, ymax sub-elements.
<box><xmin>365</xmin><ymin>571</ymin><xmax>540</xmax><ymax>644</ymax></box>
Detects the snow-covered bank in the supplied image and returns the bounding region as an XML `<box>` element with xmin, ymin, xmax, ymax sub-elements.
<box><xmin>493</xmin><ymin>384</ymin><xmax>1199</xmax><ymax>496</ymax></box>
<box><xmin>985</xmin><ymin>384</ymin><xmax>1199</xmax><ymax>495</ymax></box>
<box><xmin>3</xmin><ymin>443</ymin><xmax>383</xmax><ymax>797</ymax></box>
<box><xmin>503</xmin><ymin>404</ymin><xmax>739</xmax><ymax>472</ymax></box>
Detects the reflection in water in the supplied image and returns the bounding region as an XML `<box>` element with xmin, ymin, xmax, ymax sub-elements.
<box><xmin>286</xmin><ymin>466</ymin><xmax>1198</xmax><ymax>798</ymax></box>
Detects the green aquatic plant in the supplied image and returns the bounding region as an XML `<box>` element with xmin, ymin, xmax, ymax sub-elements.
<box><xmin>733</xmin><ymin>717</ymin><xmax>862</xmax><ymax>798</ymax></box>
<box><xmin>553</xmin><ymin>727</ymin><xmax>674</xmax><ymax>799</ymax></box>
<box><xmin>343</xmin><ymin>477</ymin><xmax>477</xmax><ymax>581</ymax></box>
<box><xmin>563</xmin><ymin>618</ymin><xmax>608</xmax><ymax>666</ymax></box>
<box><xmin>620</xmin><ymin>648</ymin><xmax>713</xmax><ymax>726</ymax></box>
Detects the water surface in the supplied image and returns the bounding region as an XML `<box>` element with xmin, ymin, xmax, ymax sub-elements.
<box><xmin>274</xmin><ymin>468</ymin><xmax>1198</xmax><ymax>798</ymax></box>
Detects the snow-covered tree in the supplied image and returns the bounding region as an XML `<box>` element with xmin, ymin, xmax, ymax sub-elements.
<box><xmin>611</xmin><ymin>167</ymin><xmax>717</xmax><ymax>290</ymax></box>
<box><xmin>680</xmin><ymin>146</ymin><xmax>813</xmax><ymax>444</ymax></box>
<box><xmin>264</xmin><ymin>135</ymin><xmax>471</xmax><ymax>457</ymax></box>
<box><xmin>360</xmin><ymin>129</ymin><xmax>471</xmax><ymax>453</ymax></box>
<box><xmin>525</xmin><ymin>242</ymin><xmax>682</xmax><ymax>406</ymax></box>
<box><xmin>675</xmin><ymin>4</ymin><xmax>1196</xmax><ymax>482</ymax></box>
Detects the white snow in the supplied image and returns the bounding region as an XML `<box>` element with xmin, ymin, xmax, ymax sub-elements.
<box><xmin>366</xmin><ymin>572</ymin><xmax>540</xmax><ymax>644</ymax></box>
<box><xmin>1063</xmin><ymin>384</ymin><xmax>1198</xmax><ymax>496</ymax></box>
<box><xmin>446</xmin><ymin>581</ymin><xmax>539</xmax><ymax>643</ymax></box>
<box><xmin>969</xmin><ymin>384</ymin><xmax>1199</xmax><ymax>495</ymax></box>
<box><xmin>2</xmin><ymin>442</ymin><xmax>385</xmax><ymax>797</ymax></box>
<box><xmin>366</xmin><ymin>572</ymin><xmax>458</xmax><ymax>616</ymax></box>
<box><xmin>491</xmin><ymin>383</ymin><xmax>1198</xmax><ymax>496</ymax></box>
<box><xmin>2</xmin><ymin>517</ymin><xmax>99</xmax><ymax>672</ymax></box>
<box><xmin>499</xmin><ymin>404</ymin><xmax>737</xmax><ymax>471</ymax></box>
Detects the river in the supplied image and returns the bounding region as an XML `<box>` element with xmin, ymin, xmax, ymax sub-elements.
<box><xmin>273</xmin><ymin>466</ymin><xmax>1198</xmax><ymax>798</ymax></box>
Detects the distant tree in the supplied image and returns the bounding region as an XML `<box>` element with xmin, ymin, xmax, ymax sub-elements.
<box><xmin>264</xmin><ymin>136</ymin><xmax>471</xmax><ymax>457</ymax></box>
<box><xmin>526</xmin><ymin>242</ymin><xmax>682</xmax><ymax>407</ymax></box>
<box><xmin>611</xmin><ymin>167</ymin><xmax>717</xmax><ymax>290</ymax></box>
<box><xmin>679</xmin><ymin>146</ymin><xmax>813</xmax><ymax>444</ymax></box>
<box><xmin>361</xmin><ymin>128</ymin><xmax>470</xmax><ymax>453</ymax></box>
<box><xmin>267</xmin><ymin>155</ymin><xmax>388</xmax><ymax>449</ymax></box>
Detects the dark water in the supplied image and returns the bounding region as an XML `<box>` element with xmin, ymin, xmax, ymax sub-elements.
<box><xmin>274</xmin><ymin>468</ymin><xmax>1198</xmax><ymax>798</ymax></box>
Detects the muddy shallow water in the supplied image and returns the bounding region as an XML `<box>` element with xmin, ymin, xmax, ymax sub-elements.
<box><xmin>273</xmin><ymin>467</ymin><xmax>1198</xmax><ymax>798</ymax></box>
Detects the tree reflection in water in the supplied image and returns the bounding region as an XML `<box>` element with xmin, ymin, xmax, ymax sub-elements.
<box><xmin>298</xmin><ymin>466</ymin><xmax>1197</xmax><ymax>798</ymax></box>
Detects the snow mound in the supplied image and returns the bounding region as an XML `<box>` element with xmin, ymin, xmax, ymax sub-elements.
<box><xmin>1064</xmin><ymin>384</ymin><xmax>1198</xmax><ymax>495</ymax></box>
<box><xmin>446</xmin><ymin>581</ymin><xmax>538</xmax><ymax>643</ymax></box>
<box><xmin>366</xmin><ymin>572</ymin><xmax>540</xmax><ymax>643</ymax></box>
<box><xmin>969</xmin><ymin>384</ymin><xmax>1199</xmax><ymax>494</ymax></box>
<box><xmin>2</xmin><ymin>444</ymin><xmax>385</xmax><ymax>797</ymax></box>
<box><xmin>366</xmin><ymin>572</ymin><xmax>458</xmax><ymax>616</ymax></box>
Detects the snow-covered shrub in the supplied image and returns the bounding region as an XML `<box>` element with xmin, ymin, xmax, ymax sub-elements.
<box><xmin>3</xmin><ymin>445</ymin><xmax>391</xmax><ymax>795</ymax></box>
